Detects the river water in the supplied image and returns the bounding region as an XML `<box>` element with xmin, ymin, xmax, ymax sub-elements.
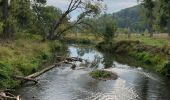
<box><xmin>17</xmin><ymin>45</ymin><xmax>170</xmax><ymax>100</ymax></box>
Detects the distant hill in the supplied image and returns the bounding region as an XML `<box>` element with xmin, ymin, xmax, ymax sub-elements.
<box><xmin>113</xmin><ymin>5</ymin><xmax>147</xmax><ymax>32</ymax></box>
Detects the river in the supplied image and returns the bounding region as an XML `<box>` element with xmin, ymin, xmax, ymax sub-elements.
<box><xmin>16</xmin><ymin>45</ymin><xmax>170</xmax><ymax>100</ymax></box>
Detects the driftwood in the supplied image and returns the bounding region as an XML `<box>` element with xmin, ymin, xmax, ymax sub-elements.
<box><xmin>13</xmin><ymin>60</ymin><xmax>74</xmax><ymax>84</ymax></box>
<box><xmin>12</xmin><ymin>61</ymin><xmax>64</xmax><ymax>84</ymax></box>
<box><xmin>13</xmin><ymin>76</ymin><xmax>38</xmax><ymax>84</ymax></box>
<box><xmin>0</xmin><ymin>92</ymin><xmax>21</xmax><ymax>100</ymax></box>
<box><xmin>26</xmin><ymin>61</ymin><xmax>64</xmax><ymax>79</ymax></box>
<box><xmin>56</xmin><ymin>56</ymin><xmax>83</xmax><ymax>62</ymax></box>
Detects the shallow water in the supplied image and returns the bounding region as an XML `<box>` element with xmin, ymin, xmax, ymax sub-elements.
<box><xmin>17</xmin><ymin>45</ymin><xmax>170</xmax><ymax>100</ymax></box>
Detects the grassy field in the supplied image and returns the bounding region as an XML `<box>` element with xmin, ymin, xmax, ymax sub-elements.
<box><xmin>115</xmin><ymin>33</ymin><xmax>170</xmax><ymax>47</ymax></box>
<box><xmin>65</xmin><ymin>33</ymin><xmax>170</xmax><ymax>47</ymax></box>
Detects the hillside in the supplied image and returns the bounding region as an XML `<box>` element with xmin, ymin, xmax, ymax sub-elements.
<box><xmin>113</xmin><ymin>5</ymin><xmax>147</xmax><ymax>32</ymax></box>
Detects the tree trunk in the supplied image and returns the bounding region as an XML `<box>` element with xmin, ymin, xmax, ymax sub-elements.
<box><xmin>167</xmin><ymin>22</ymin><xmax>170</xmax><ymax>37</ymax></box>
<box><xmin>127</xmin><ymin>27</ymin><xmax>131</xmax><ymax>38</ymax></box>
<box><xmin>46</xmin><ymin>11</ymin><xmax>69</xmax><ymax>40</ymax></box>
<box><xmin>2</xmin><ymin>0</ymin><xmax>11</xmax><ymax>39</ymax></box>
<box><xmin>148</xmin><ymin>16</ymin><xmax>154</xmax><ymax>38</ymax></box>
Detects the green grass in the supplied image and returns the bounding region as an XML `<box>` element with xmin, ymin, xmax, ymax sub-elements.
<box><xmin>115</xmin><ymin>34</ymin><xmax>170</xmax><ymax>47</ymax></box>
<box><xmin>0</xmin><ymin>35</ymin><xmax>63</xmax><ymax>89</ymax></box>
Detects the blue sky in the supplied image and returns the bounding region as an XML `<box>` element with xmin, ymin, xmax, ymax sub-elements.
<box><xmin>47</xmin><ymin>0</ymin><xmax>138</xmax><ymax>20</ymax></box>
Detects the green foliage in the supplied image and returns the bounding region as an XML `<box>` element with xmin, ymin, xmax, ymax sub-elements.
<box><xmin>96</xmin><ymin>41</ymin><xmax>115</xmax><ymax>52</ymax></box>
<box><xmin>0</xmin><ymin>61</ymin><xmax>18</xmax><ymax>89</ymax></box>
<box><xmin>49</xmin><ymin>40</ymin><xmax>63</xmax><ymax>52</ymax></box>
<box><xmin>135</xmin><ymin>52</ymin><xmax>153</xmax><ymax>64</ymax></box>
<box><xmin>159</xmin><ymin>0</ymin><xmax>170</xmax><ymax>35</ymax></box>
<box><xmin>31</xmin><ymin>5</ymin><xmax>69</xmax><ymax>38</ymax></box>
<box><xmin>89</xmin><ymin>70</ymin><xmax>118</xmax><ymax>80</ymax></box>
<box><xmin>94</xmin><ymin>15</ymin><xmax>117</xmax><ymax>43</ymax></box>
<box><xmin>104</xmin><ymin>20</ymin><xmax>117</xmax><ymax>42</ymax></box>
<box><xmin>90</xmin><ymin>70</ymin><xmax>111</xmax><ymax>78</ymax></box>
<box><xmin>15</xmin><ymin>0</ymin><xmax>33</xmax><ymax>29</ymax></box>
<box><xmin>161</xmin><ymin>61</ymin><xmax>170</xmax><ymax>75</ymax></box>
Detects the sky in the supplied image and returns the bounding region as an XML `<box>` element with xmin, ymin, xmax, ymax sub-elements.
<box><xmin>47</xmin><ymin>0</ymin><xmax>138</xmax><ymax>20</ymax></box>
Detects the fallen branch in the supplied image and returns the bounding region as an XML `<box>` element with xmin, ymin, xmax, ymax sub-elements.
<box><xmin>26</xmin><ymin>61</ymin><xmax>64</xmax><ymax>79</ymax></box>
<box><xmin>0</xmin><ymin>92</ymin><xmax>21</xmax><ymax>100</ymax></box>
<box><xmin>13</xmin><ymin>76</ymin><xmax>38</xmax><ymax>84</ymax></box>
<box><xmin>56</xmin><ymin>56</ymin><xmax>83</xmax><ymax>62</ymax></box>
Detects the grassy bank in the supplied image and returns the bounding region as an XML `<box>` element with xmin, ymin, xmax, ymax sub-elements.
<box><xmin>96</xmin><ymin>40</ymin><xmax>170</xmax><ymax>76</ymax></box>
<box><xmin>115</xmin><ymin>34</ymin><xmax>170</xmax><ymax>47</ymax></box>
<box><xmin>112</xmin><ymin>40</ymin><xmax>170</xmax><ymax>74</ymax></box>
<box><xmin>0</xmin><ymin>34</ymin><xmax>63</xmax><ymax>89</ymax></box>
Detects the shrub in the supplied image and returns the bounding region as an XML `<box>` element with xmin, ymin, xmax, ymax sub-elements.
<box><xmin>0</xmin><ymin>61</ymin><xmax>17</xmax><ymax>89</ymax></box>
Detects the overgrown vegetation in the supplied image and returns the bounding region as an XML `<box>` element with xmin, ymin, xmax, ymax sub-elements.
<box><xmin>0</xmin><ymin>35</ymin><xmax>63</xmax><ymax>89</ymax></box>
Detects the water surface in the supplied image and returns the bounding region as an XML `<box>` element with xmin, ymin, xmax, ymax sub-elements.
<box><xmin>17</xmin><ymin>45</ymin><xmax>170</xmax><ymax>100</ymax></box>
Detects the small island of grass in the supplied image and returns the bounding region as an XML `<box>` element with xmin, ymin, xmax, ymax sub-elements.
<box><xmin>89</xmin><ymin>70</ymin><xmax>118</xmax><ymax>80</ymax></box>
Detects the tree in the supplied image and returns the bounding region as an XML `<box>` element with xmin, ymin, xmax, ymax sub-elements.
<box><xmin>139</xmin><ymin>0</ymin><xmax>155</xmax><ymax>37</ymax></box>
<box><xmin>103</xmin><ymin>19</ymin><xmax>117</xmax><ymax>43</ymax></box>
<box><xmin>1</xmin><ymin>0</ymin><xmax>11</xmax><ymax>39</ymax></box>
<box><xmin>32</xmin><ymin>6</ymin><xmax>69</xmax><ymax>40</ymax></box>
<box><xmin>43</xmin><ymin>0</ymin><xmax>103</xmax><ymax>40</ymax></box>
<box><xmin>15</xmin><ymin>0</ymin><xmax>33</xmax><ymax>29</ymax></box>
<box><xmin>0</xmin><ymin>0</ymin><xmax>32</xmax><ymax>39</ymax></box>
<box><xmin>97</xmin><ymin>15</ymin><xmax>117</xmax><ymax>43</ymax></box>
<box><xmin>159</xmin><ymin>0</ymin><xmax>170</xmax><ymax>37</ymax></box>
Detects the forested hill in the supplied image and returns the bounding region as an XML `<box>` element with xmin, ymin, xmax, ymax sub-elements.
<box><xmin>113</xmin><ymin>5</ymin><xmax>147</xmax><ymax>32</ymax></box>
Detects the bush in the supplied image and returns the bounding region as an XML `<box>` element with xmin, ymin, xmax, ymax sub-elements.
<box><xmin>0</xmin><ymin>61</ymin><xmax>18</xmax><ymax>89</ymax></box>
<box><xmin>49</xmin><ymin>41</ymin><xmax>63</xmax><ymax>52</ymax></box>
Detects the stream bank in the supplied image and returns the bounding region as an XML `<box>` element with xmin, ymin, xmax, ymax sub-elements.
<box><xmin>96</xmin><ymin>40</ymin><xmax>170</xmax><ymax>76</ymax></box>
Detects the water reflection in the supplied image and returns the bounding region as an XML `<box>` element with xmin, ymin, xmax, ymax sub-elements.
<box><xmin>102</xmin><ymin>52</ymin><xmax>115</xmax><ymax>69</ymax></box>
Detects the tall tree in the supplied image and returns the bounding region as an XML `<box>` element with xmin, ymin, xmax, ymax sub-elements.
<box><xmin>43</xmin><ymin>0</ymin><xmax>102</xmax><ymax>40</ymax></box>
<box><xmin>16</xmin><ymin>0</ymin><xmax>32</xmax><ymax>29</ymax></box>
<box><xmin>1</xmin><ymin>0</ymin><xmax>11</xmax><ymax>39</ymax></box>
<box><xmin>159</xmin><ymin>0</ymin><xmax>170</xmax><ymax>37</ymax></box>
<box><xmin>139</xmin><ymin>0</ymin><xmax>155</xmax><ymax>37</ymax></box>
